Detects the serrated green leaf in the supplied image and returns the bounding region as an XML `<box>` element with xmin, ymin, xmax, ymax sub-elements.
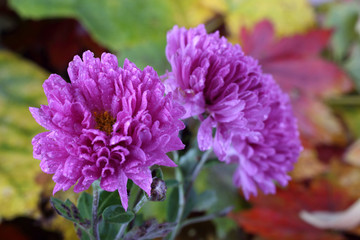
<box><xmin>98</xmin><ymin>190</ymin><xmax>121</xmax><ymax>215</ymax></box>
<box><xmin>50</xmin><ymin>197</ymin><xmax>82</xmax><ymax>223</ymax></box>
<box><xmin>102</xmin><ymin>205</ymin><xmax>135</xmax><ymax>224</ymax></box>
<box><xmin>77</xmin><ymin>192</ymin><xmax>93</xmax><ymax>220</ymax></box>
<box><xmin>194</xmin><ymin>190</ymin><xmax>217</xmax><ymax>212</ymax></box>
<box><xmin>124</xmin><ymin>219</ymin><xmax>175</xmax><ymax>240</ymax></box>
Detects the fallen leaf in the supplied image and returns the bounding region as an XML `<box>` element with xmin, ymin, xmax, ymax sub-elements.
<box><xmin>329</xmin><ymin>161</ymin><xmax>360</xmax><ymax>199</ymax></box>
<box><xmin>226</xmin><ymin>0</ymin><xmax>315</xmax><ymax>41</ymax></box>
<box><xmin>344</xmin><ymin>139</ymin><xmax>360</xmax><ymax>167</ymax></box>
<box><xmin>300</xmin><ymin>199</ymin><xmax>360</xmax><ymax>230</ymax></box>
<box><xmin>240</xmin><ymin>20</ymin><xmax>353</xmax><ymax>145</ymax></box>
<box><xmin>8</xmin><ymin>0</ymin><xmax>225</xmax><ymax>73</ymax></box>
<box><xmin>0</xmin><ymin>51</ymin><xmax>48</xmax><ymax>219</ymax></box>
<box><xmin>230</xmin><ymin>180</ymin><xmax>355</xmax><ymax>240</ymax></box>
<box><xmin>291</xmin><ymin>148</ymin><xmax>327</xmax><ymax>181</ymax></box>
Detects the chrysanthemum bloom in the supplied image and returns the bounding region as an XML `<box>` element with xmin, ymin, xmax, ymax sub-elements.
<box><xmin>30</xmin><ymin>51</ymin><xmax>185</xmax><ymax>210</ymax></box>
<box><xmin>229</xmin><ymin>75</ymin><xmax>302</xmax><ymax>198</ymax></box>
<box><xmin>164</xmin><ymin>25</ymin><xmax>301</xmax><ymax>199</ymax></box>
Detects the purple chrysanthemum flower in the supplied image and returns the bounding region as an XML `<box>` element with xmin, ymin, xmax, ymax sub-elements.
<box><xmin>229</xmin><ymin>75</ymin><xmax>302</xmax><ymax>198</ymax></box>
<box><xmin>30</xmin><ymin>51</ymin><xmax>185</xmax><ymax>210</ymax></box>
<box><xmin>164</xmin><ymin>25</ymin><xmax>302</xmax><ymax>199</ymax></box>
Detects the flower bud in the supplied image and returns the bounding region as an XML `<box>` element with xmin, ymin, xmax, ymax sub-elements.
<box><xmin>149</xmin><ymin>177</ymin><xmax>167</xmax><ymax>201</ymax></box>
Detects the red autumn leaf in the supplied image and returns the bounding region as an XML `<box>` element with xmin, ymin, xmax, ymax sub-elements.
<box><xmin>230</xmin><ymin>180</ymin><xmax>355</xmax><ymax>240</ymax></box>
<box><xmin>239</xmin><ymin>20</ymin><xmax>353</xmax><ymax>145</ymax></box>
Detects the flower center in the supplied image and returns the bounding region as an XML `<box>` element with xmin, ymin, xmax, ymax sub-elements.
<box><xmin>93</xmin><ymin>111</ymin><xmax>115</xmax><ymax>135</ymax></box>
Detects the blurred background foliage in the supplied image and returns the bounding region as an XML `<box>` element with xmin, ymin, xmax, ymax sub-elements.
<box><xmin>1</xmin><ymin>0</ymin><xmax>360</xmax><ymax>239</ymax></box>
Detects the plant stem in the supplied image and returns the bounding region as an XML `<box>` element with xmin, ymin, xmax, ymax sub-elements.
<box><xmin>92</xmin><ymin>182</ymin><xmax>101</xmax><ymax>240</ymax></box>
<box><xmin>114</xmin><ymin>224</ymin><xmax>127</xmax><ymax>240</ymax></box>
<box><xmin>169</xmin><ymin>167</ymin><xmax>185</xmax><ymax>240</ymax></box>
<box><xmin>169</xmin><ymin>149</ymin><xmax>212</xmax><ymax>240</ymax></box>
<box><xmin>133</xmin><ymin>193</ymin><xmax>148</xmax><ymax>213</ymax></box>
<box><xmin>115</xmin><ymin>193</ymin><xmax>148</xmax><ymax>240</ymax></box>
<box><xmin>185</xmin><ymin>149</ymin><xmax>212</xmax><ymax>199</ymax></box>
<box><xmin>180</xmin><ymin>206</ymin><xmax>234</xmax><ymax>228</ymax></box>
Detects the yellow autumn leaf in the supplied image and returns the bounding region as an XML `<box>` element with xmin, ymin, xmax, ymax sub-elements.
<box><xmin>169</xmin><ymin>0</ymin><xmax>226</xmax><ymax>28</ymax></box>
<box><xmin>0</xmin><ymin>51</ymin><xmax>48</xmax><ymax>219</ymax></box>
<box><xmin>226</xmin><ymin>0</ymin><xmax>315</xmax><ymax>41</ymax></box>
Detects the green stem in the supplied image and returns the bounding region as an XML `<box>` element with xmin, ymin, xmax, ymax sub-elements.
<box><xmin>115</xmin><ymin>193</ymin><xmax>148</xmax><ymax>240</ymax></box>
<box><xmin>185</xmin><ymin>149</ymin><xmax>212</xmax><ymax>198</ymax></box>
<box><xmin>169</xmin><ymin>167</ymin><xmax>185</xmax><ymax>240</ymax></box>
<box><xmin>133</xmin><ymin>193</ymin><xmax>148</xmax><ymax>213</ymax></box>
<box><xmin>180</xmin><ymin>206</ymin><xmax>234</xmax><ymax>229</ymax></box>
<box><xmin>114</xmin><ymin>224</ymin><xmax>127</xmax><ymax>240</ymax></box>
<box><xmin>92</xmin><ymin>182</ymin><xmax>101</xmax><ymax>240</ymax></box>
<box><xmin>169</xmin><ymin>149</ymin><xmax>212</xmax><ymax>240</ymax></box>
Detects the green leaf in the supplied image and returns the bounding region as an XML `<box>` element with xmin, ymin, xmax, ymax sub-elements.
<box><xmin>98</xmin><ymin>190</ymin><xmax>121</xmax><ymax>215</ymax></box>
<box><xmin>345</xmin><ymin>46</ymin><xmax>360</xmax><ymax>92</ymax></box>
<box><xmin>213</xmin><ymin>217</ymin><xmax>238</xmax><ymax>240</ymax></box>
<box><xmin>8</xmin><ymin>0</ymin><xmax>76</xmax><ymax>19</ymax></box>
<box><xmin>133</xmin><ymin>213</ymin><xmax>145</xmax><ymax>227</ymax></box>
<box><xmin>167</xmin><ymin>186</ymin><xmax>179</xmax><ymax>222</ymax></box>
<box><xmin>127</xmin><ymin>180</ymin><xmax>133</xmax><ymax>190</ymax></box>
<box><xmin>50</xmin><ymin>197</ymin><xmax>85</xmax><ymax>224</ymax></box>
<box><xmin>75</xmin><ymin>225</ymin><xmax>91</xmax><ymax>240</ymax></box>
<box><xmin>77</xmin><ymin>192</ymin><xmax>93</xmax><ymax>220</ymax></box>
<box><xmin>207</xmin><ymin>164</ymin><xmax>243</xmax><ymax>212</ymax></box>
<box><xmin>117</xmin><ymin>41</ymin><xmax>170</xmax><ymax>73</ymax></box>
<box><xmin>102</xmin><ymin>205</ymin><xmax>135</xmax><ymax>224</ymax></box>
<box><xmin>75</xmin><ymin>0</ymin><xmax>173</xmax><ymax>49</ymax></box>
<box><xmin>194</xmin><ymin>190</ymin><xmax>217</xmax><ymax>212</ymax></box>
<box><xmin>179</xmin><ymin>148</ymin><xmax>199</xmax><ymax>177</ymax></box>
<box><xmin>99</xmin><ymin>220</ymin><xmax>120</xmax><ymax>240</ymax></box>
<box><xmin>182</xmin><ymin>188</ymin><xmax>197</xmax><ymax>220</ymax></box>
<box><xmin>325</xmin><ymin>2</ymin><xmax>360</xmax><ymax>60</ymax></box>
<box><xmin>8</xmin><ymin>0</ymin><xmax>177</xmax><ymax>73</ymax></box>
<box><xmin>151</xmin><ymin>167</ymin><xmax>164</xmax><ymax>180</ymax></box>
<box><xmin>328</xmin><ymin>96</ymin><xmax>360</xmax><ymax>138</ymax></box>
<box><xmin>124</xmin><ymin>219</ymin><xmax>175</xmax><ymax>240</ymax></box>
<box><xmin>0</xmin><ymin>51</ymin><xmax>49</xmax><ymax>218</ymax></box>
<box><xmin>165</xmin><ymin>179</ymin><xmax>179</xmax><ymax>188</ymax></box>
